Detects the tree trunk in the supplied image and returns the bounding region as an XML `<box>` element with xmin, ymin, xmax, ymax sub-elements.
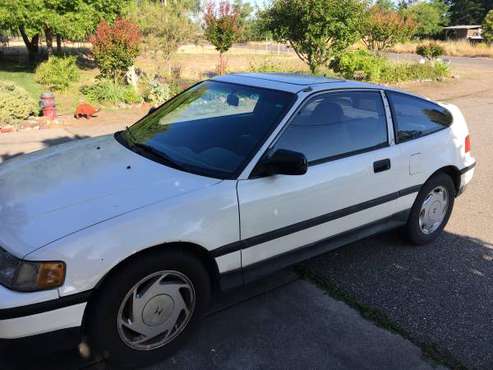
<box><xmin>19</xmin><ymin>25</ymin><xmax>40</xmax><ymax>63</ymax></box>
<box><xmin>45</xmin><ymin>27</ymin><xmax>54</xmax><ymax>56</ymax></box>
<box><xmin>308</xmin><ymin>61</ymin><xmax>319</xmax><ymax>75</ymax></box>
<box><xmin>218</xmin><ymin>52</ymin><xmax>226</xmax><ymax>75</ymax></box>
<box><xmin>56</xmin><ymin>34</ymin><xmax>62</xmax><ymax>55</ymax></box>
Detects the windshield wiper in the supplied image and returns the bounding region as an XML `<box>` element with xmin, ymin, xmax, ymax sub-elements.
<box><xmin>131</xmin><ymin>142</ymin><xmax>186</xmax><ymax>171</ymax></box>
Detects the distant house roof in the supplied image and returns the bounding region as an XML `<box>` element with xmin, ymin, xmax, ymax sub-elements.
<box><xmin>443</xmin><ymin>25</ymin><xmax>482</xmax><ymax>30</ymax></box>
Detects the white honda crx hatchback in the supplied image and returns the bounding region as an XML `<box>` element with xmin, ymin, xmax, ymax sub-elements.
<box><xmin>0</xmin><ymin>73</ymin><xmax>475</xmax><ymax>368</ymax></box>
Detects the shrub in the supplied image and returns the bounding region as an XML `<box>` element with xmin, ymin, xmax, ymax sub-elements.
<box><xmin>90</xmin><ymin>18</ymin><xmax>141</xmax><ymax>81</ymax></box>
<box><xmin>331</xmin><ymin>50</ymin><xmax>387</xmax><ymax>81</ymax></box>
<box><xmin>332</xmin><ymin>50</ymin><xmax>449</xmax><ymax>83</ymax></box>
<box><xmin>416</xmin><ymin>43</ymin><xmax>444</xmax><ymax>61</ymax></box>
<box><xmin>141</xmin><ymin>79</ymin><xmax>172</xmax><ymax>106</ymax></box>
<box><xmin>379</xmin><ymin>61</ymin><xmax>449</xmax><ymax>83</ymax></box>
<box><xmin>0</xmin><ymin>81</ymin><xmax>37</xmax><ymax>125</ymax></box>
<box><xmin>34</xmin><ymin>56</ymin><xmax>80</xmax><ymax>91</ymax></box>
<box><xmin>249</xmin><ymin>58</ymin><xmax>284</xmax><ymax>73</ymax></box>
<box><xmin>80</xmin><ymin>80</ymin><xmax>142</xmax><ymax>105</ymax></box>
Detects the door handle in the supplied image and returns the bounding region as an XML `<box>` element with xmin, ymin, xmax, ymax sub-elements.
<box><xmin>373</xmin><ymin>159</ymin><xmax>391</xmax><ymax>173</ymax></box>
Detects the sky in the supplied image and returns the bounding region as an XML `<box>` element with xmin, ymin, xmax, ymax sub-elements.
<box><xmin>245</xmin><ymin>0</ymin><xmax>269</xmax><ymax>9</ymax></box>
<box><xmin>245</xmin><ymin>0</ymin><xmax>399</xmax><ymax>8</ymax></box>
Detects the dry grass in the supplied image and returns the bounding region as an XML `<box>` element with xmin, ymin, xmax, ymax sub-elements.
<box><xmin>136</xmin><ymin>45</ymin><xmax>307</xmax><ymax>80</ymax></box>
<box><xmin>391</xmin><ymin>40</ymin><xmax>493</xmax><ymax>58</ymax></box>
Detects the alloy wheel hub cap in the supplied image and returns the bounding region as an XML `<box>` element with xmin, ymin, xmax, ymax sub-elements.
<box><xmin>418</xmin><ymin>186</ymin><xmax>449</xmax><ymax>235</ymax></box>
<box><xmin>142</xmin><ymin>295</ymin><xmax>175</xmax><ymax>326</ymax></box>
<box><xmin>117</xmin><ymin>270</ymin><xmax>196</xmax><ymax>351</ymax></box>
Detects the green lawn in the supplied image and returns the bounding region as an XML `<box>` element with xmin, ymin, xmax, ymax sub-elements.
<box><xmin>0</xmin><ymin>60</ymin><xmax>99</xmax><ymax>115</ymax></box>
<box><xmin>0</xmin><ymin>61</ymin><xmax>43</xmax><ymax>100</ymax></box>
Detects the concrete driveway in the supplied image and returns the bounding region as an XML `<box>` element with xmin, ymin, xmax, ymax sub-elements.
<box><xmin>1</xmin><ymin>56</ymin><xmax>492</xmax><ymax>369</ymax></box>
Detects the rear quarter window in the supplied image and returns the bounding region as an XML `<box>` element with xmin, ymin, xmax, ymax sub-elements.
<box><xmin>386</xmin><ymin>91</ymin><xmax>453</xmax><ymax>143</ymax></box>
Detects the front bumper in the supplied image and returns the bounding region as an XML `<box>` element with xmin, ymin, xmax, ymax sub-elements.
<box><xmin>0</xmin><ymin>285</ymin><xmax>89</xmax><ymax>339</ymax></box>
<box><xmin>0</xmin><ymin>327</ymin><xmax>83</xmax><ymax>368</ymax></box>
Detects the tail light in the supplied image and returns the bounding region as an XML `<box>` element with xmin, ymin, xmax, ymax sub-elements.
<box><xmin>465</xmin><ymin>135</ymin><xmax>471</xmax><ymax>153</ymax></box>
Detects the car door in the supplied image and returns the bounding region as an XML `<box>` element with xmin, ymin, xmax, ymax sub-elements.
<box><xmin>237</xmin><ymin>90</ymin><xmax>405</xmax><ymax>279</ymax></box>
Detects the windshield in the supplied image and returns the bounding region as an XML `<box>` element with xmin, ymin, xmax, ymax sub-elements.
<box><xmin>122</xmin><ymin>81</ymin><xmax>295</xmax><ymax>179</ymax></box>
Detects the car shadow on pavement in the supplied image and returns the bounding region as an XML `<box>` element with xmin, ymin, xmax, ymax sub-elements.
<box><xmin>302</xmin><ymin>229</ymin><xmax>493</xmax><ymax>369</ymax></box>
<box><xmin>40</xmin><ymin>135</ymin><xmax>90</xmax><ymax>147</ymax></box>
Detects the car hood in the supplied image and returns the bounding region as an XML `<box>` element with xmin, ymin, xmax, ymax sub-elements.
<box><xmin>0</xmin><ymin>135</ymin><xmax>221</xmax><ymax>257</ymax></box>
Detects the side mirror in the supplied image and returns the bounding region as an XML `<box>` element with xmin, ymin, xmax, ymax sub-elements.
<box><xmin>257</xmin><ymin>149</ymin><xmax>308</xmax><ymax>177</ymax></box>
<box><xmin>148</xmin><ymin>106</ymin><xmax>158</xmax><ymax>115</ymax></box>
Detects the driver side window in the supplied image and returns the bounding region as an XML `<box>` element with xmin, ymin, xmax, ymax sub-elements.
<box><xmin>272</xmin><ymin>91</ymin><xmax>388</xmax><ymax>164</ymax></box>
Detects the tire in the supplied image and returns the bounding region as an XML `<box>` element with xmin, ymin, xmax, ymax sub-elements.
<box><xmin>84</xmin><ymin>248</ymin><xmax>212</xmax><ymax>369</ymax></box>
<box><xmin>405</xmin><ymin>172</ymin><xmax>456</xmax><ymax>245</ymax></box>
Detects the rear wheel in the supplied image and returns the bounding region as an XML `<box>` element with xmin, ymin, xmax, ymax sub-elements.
<box><xmin>85</xmin><ymin>249</ymin><xmax>211</xmax><ymax>369</ymax></box>
<box><xmin>405</xmin><ymin>173</ymin><xmax>455</xmax><ymax>245</ymax></box>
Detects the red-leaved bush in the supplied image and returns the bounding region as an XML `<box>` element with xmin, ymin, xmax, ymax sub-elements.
<box><xmin>90</xmin><ymin>18</ymin><xmax>141</xmax><ymax>81</ymax></box>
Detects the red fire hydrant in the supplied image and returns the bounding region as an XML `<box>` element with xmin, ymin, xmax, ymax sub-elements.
<box><xmin>40</xmin><ymin>92</ymin><xmax>57</xmax><ymax>120</ymax></box>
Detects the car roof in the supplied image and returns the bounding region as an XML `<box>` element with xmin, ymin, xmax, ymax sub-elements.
<box><xmin>212</xmin><ymin>73</ymin><xmax>385</xmax><ymax>94</ymax></box>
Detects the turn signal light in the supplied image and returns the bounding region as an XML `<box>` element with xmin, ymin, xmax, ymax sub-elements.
<box><xmin>465</xmin><ymin>135</ymin><xmax>471</xmax><ymax>153</ymax></box>
<box><xmin>37</xmin><ymin>262</ymin><xmax>66</xmax><ymax>289</ymax></box>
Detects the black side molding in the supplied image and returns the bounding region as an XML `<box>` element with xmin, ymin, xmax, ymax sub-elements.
<box><xmin>219</xmin><ymin>209</ymin><xmax>410</xmax><ymax>291</ymax></box>
<box><xmin>212</xmin><ymin>185</ymin><xmax>422</xmax><ymax>258</ymax></box>
<box><xmin>460</xmin><ymin>162</ymin><xmax>476</xmax><ymax>175</ymax></box>
<box><xmin>0</xmin><ymin>290</ymin><xmax>91</xmax><ymax>320</ymax></box>
<box><xmin>399</xmin><ymin>185</ymin><xmax>422</xmax><ymax>197</ymax></box>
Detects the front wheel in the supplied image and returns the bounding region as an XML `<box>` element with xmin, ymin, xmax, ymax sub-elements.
<box><xmin>84</xmin><ymin>249</ymin><xmax>211</xmax><ymax>369</ymax></box>
<box><xmin>405</xmin><ymin>173</ymin><xmax>456</xmax><ymax>245</ymax></box>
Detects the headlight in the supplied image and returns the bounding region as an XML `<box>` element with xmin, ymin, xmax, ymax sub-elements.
<box><xmin>0</xmin><ymin>248</ymin><xmax>65</xmax><ymax>292</ymax></box>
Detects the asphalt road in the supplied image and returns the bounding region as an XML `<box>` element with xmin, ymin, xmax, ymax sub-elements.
<box><xmin>0</xmin><ymin>272</ymin><xmax>441</xmax><ymax>370</ymax></box>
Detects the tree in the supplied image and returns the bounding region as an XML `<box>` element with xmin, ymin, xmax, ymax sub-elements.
<box><xmin>261</xmin><ymin>0</ymin><xmax>365</xmax><ymax>74</ymax></box>
<box><xmin>128</xmin><ymin>0</ymin><xmax>196</xmax><ymax>73</ymax></box>
<box><xmin>375</xmin><ymin>0</ymin><xmax>397</xmax><ymax>10</ymax></box>
<box><xmin>0</xmin><ymin>1</ymin><xmax>44</xmax><ymax>61</ymax></box>
<box><xmin>362</xmin><ymin>6</ymin><xmax>416</xmax><ymax>51</ymax></box>
<box><xmin>401</xmin><ymin>0</ymin><xmax>449</xmax><ymax>38</ymax></box>
<box><xmin>231</xmin><ymin>0</ymin><xmax>270</xmax><ymax>42</ymax></box>
<box><xmin>39</xmin><ymin>0</ymin><xmax>98</xmax><ymax>56</ymax></box>
<box><xmin>446</xmin><ymin>0</ymin><xmax>486</xmax><ymax>25</ymax></box>
<box><xmin>232</xmin><ymin>0</ymin><xmax>255</xmax><ymax>42</ymax></box>
<box><xmin>483</xmin><ymin>9</ymin><xmax>493</xmax><ymax>43</ymax></box>
<box><xmin>361</xmin><ymin>5</ymin><xmax>416</xmax><ymax>52</ymax></box>
<box><xmin>0</xmin><ymin>0</ymin><xmax>128</xmax><ymax>61</ymax></box>
<box><xmin>203</xmin><ymin>1</ymin><xmax>240</xmax><ymax>74</ymax></box>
